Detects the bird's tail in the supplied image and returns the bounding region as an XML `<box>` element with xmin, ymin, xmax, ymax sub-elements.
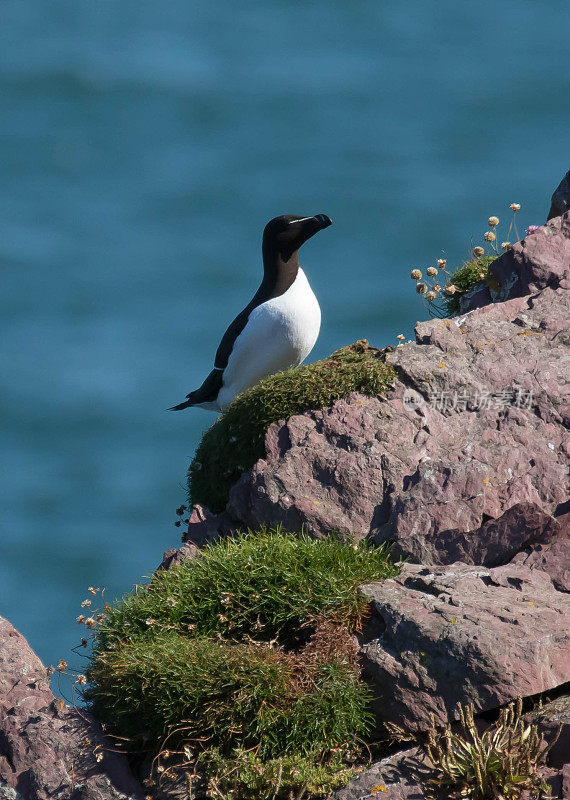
<box><xmin>167</xmin><ymin>399</ymin><xmax>194</xmax><ymax>411</ymax></box>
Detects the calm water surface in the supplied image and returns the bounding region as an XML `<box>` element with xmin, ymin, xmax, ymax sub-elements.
<box><xmin>1</xmin><ymin>0</ymin><xmax>569</xmax><ymax>672</ymax></box>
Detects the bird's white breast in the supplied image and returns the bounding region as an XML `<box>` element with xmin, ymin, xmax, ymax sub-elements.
<box><xmin>216</xmin><ymin>268</ymin><xmax>321</xmax><ymax>410</ymax></box>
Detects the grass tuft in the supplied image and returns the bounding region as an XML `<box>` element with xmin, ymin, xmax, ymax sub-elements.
<box><xmin>86</xmin><ymin>530</ymin><xmax>396</xmax><ymax>798</ymax></box>
<box><xmin>444</xmin><ymin>255</ymin><xmax>497</xmax><ymax>315</ymax></box>
<box><xmin>188</xmin><ymin>340</ymin><xmax>396</xmax><ymax>513</ymax></box>
<box><xmin>204</xmin><ymin>747</ymin><xmax>358</xmax><ymax>799</ymax></box>
<box><xmin>87</xmin><ymin>633</ymin><xmax>370</xmax><ymax>760</ymax></box>
<box><xmin>93</xmin><ymin>528</ymin><xmax>396</xmax><ymax>651</ymax></box>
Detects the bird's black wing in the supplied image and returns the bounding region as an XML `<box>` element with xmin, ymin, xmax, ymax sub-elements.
<box><xmin>169</xmin><ymin>290</ymin><xmax>264</xmax><ymax>411</ymax></box>
<box><xmin>212</xmin><ymin>300</ymin><xmax>257</xmax><ymax>369</ymax></box>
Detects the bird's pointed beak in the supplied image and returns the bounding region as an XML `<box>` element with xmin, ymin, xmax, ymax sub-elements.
<box><xmin>288</xmin><ymin>214</ymin><xmax>332</xmax><ymax>247</ymax></box>
<box><xmin>312</xmin><ymin>213</ymin><xmax>332</xmax><ymax>229</ymax></box>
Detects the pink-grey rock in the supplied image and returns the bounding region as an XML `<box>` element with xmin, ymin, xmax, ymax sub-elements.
<box><xmin>490</xmin><ymin>211</ymin><xmax>570</xmax><ymax>300</ymax></box>
<box><xmin>183</xmin><ymin>503</ymin><xmax>235</xmax><ymax>548</ymax></box>
<box><xmin>457</xmin><ymin>281</ymin><xmax>492</xmax><ymax>314</ymax></box>
<box><xmin>411</xmin><ymin>502</ymin><xmax>567</xmax><ymax>568</ymax></box>
<box><xmin>0</xmin><ymin>616</ymin><xmax>142</xmax><ymax>800</ymax></box>
<box><xmin>549</xmin><ymin>170</ymin><xmax>570</xmax><ymax>221</ymax></box>
<box><xmin>526</xmin><ymin>693</ymin><xmax>570</xmax><ymax>771</ymax></box>
<box><xmin>563</xmin><ymin>763</ymin><xmax>570</xmax><ymax>800</ymax></box>
<box><xmin>158</xmin><ymin>541</ymin><xmax>199</xmax><ymax>571</ymax></box>
<box><xmin>188</xmin><ymin>212</ymin><xmax>570</xmax><ymax>563</ymax></box>
<box><xmin>221</xmin><ymin>283</ymin><xmax>569</xmax><ymax>562</ymax></box>
<box><xmin>331</xmin><ymin>748</ymin><xmax>427</xmax><ymax>800</ymax></box>
<box><xmin>358</xmin><ymin>562</ymin><xmax>570</xmax><ymax>732</ymax></box>
<box><xmin>509</xmin><ymin>511</ymin><xmax>570</xmax><ymax>592</ymax></box>
<box><xmin>510</xmin><ymin>540</ymin><xmax>570</xmax><ymax>593</ymax></box>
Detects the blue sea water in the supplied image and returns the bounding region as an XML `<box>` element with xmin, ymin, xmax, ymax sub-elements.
<box><xmin>1</xmin><ymin>0</ymin><xmax>569</xmax><ymax>674</ymax></box>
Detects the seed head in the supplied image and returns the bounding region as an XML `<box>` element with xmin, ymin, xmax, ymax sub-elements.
<box><xmin>483</xmin><ymin>231</ymin><xmax>496</xmax><ymax>242</ymax></box>
<box><xmin>76</xmin><ymin>615</ymin><xmax>85</xmax><ymax>625</ymax></box>
<box><xmin>473</xmin><ymin>246</ymin><xmax>485</xmax><ymax>257</ymax></box>
<box><xmin>75</xmin><ymin>674</ymin><xmax>87</xmax><ymax>685</ymax></box>
<box><xmin>397</xmin><ymin>334</ymin><xmax>405</xmax><ymax>341</ymax></box>
<box><xmin>416</xmin><ymin>282</ymin><xmax>427</xmax><ymax>295</ymax></box>
<box><xmin>445</xmin><ymin>285</ymin><xmax>457</xmax><ymax>295</ymax></box>
<box><xmin>85</xmin><ymin>617</ymin><xmax>96</xmax><ymax>629</ymax></box>
<box><xmin>81</xmin><ymin>599</ymin><xmax>92</xmax><ymax>608</ymax></box>
<box><xmin>426</xmin><ymin>266</ymin><xmax>438</xmax><ymax>276</ymax></box>
<box><xmin>510</xmin><ymin>203</ymin><xmax>521</xmax><ymax>211</ymax></box>
<box><xmin>501</xmin><ymin>242</ymin><xmax>512</xmax><ymax>251</ymax></box>
<box><xmin>488</xmin><ymin>216</ymin><xmax>499</xmax><ymax>227</ymax></box>
<box><xmin>80</xmin><ymin>638</ymin><xmax>88</xmax><ymax>647</ymax></box>
<box><xmin>436</xmin><ymin>259</ymin><xmax>447</xmax><ymax>267</ymax></box>
<box><xmin>410</xmin><ymin>269</ymin><xmax>422</xmax><ymax>280</ymax></box>
<box><xmin>57</xmin><ymin>659</ymin><xmax>68</xmax><ymax>672</ymax></box>
<box><xmin>46</xmin><ymin>665</ymin><xmax>55</xmax><ymax>675</ymax></box>
<box><xmin>433</xmin><ymin>283</ymin><xmax>441</xmax><ymax>292</ymax></box>
<box><xmin>87</xmin><ymin>586</ymin><xmax>98</xmax><ymax>595</ymax></box>
<box><xmin>426</xmin><ymin>291</ymin><xmax>437</xmax><ymax>302</ymax></box>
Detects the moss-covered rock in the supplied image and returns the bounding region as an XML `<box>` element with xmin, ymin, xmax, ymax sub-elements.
<box><xmin>189</xmin><ymin>340</ymin><xmax>396</xmax><ymax>513</ymax></box>
<box><xmin>445</xmin><ymin>254</ymin><xmax>498</xmax><ymax>315</ymax></box>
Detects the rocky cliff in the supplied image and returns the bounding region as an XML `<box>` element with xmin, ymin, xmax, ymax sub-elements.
<box><xmin>2</xmin><ymin>174</ymin><xmax>569</xmax><ymax>800</ymax></box>
<box><xmin>185</xmin><ymin>207</ymin><xmax>569</xmax><ymax>558</ymax></box>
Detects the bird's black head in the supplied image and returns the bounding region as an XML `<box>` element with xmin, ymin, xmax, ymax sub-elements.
<box><xmin>262</xmin><ymin>214</ymin><xmax>332</xmax><ymax>263</ymax></box>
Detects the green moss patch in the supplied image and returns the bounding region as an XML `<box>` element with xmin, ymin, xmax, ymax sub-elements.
<box><xmin>189</xmin><ymin>340</ymin><xmax>396</xmax><ymax>513</ymax></box>
<box><xmin>445</xmin><ymin>254</ymin><xmax>497</xmax><ymax>315</ymax></box>
<box><xmin>86</xmin><ymin>529</ymin><xmax>397</xmax><ymax>798</ymax></box>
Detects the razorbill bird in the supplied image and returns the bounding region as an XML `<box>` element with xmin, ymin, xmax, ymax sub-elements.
<box><xmin>169</xmin><ymin>213</ymin><xmax>332</xmax><ymax>412</ymax></box>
